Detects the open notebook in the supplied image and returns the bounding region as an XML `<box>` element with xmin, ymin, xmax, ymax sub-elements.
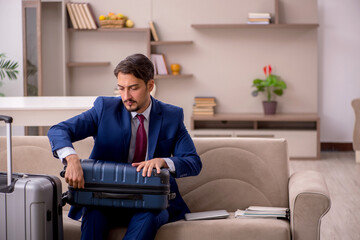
<box><xmin>185</xmin><ymin>210</ymin><xmax>230</xmax><ymax>221</ymax></box>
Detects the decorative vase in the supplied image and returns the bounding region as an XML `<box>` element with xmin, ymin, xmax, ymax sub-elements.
<box><xmin>262</xmin><ymin>101</ymin><xmax>277</xmax><ymax>115</ymax></box>
<box><xmin>170</xmin><ymin>64</ymin><xmax>181</xmax><ymax>75</ymax></box>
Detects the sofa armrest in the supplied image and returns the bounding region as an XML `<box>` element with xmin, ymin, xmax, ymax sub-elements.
<box><xmin>352</xmin><ymin>98</ymin><xmax>360</xmax><ymax>162</ymax></box>
<box><xmin>289</xmin><ymin>171</ymin><xmax>331</xmax><ymax>240</ymax></box>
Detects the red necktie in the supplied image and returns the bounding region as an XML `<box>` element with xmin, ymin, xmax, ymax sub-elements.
<box><xmin>132</xmin><ymin>114</ymin><xmax>147</xmax><ymax>163</ymax></box>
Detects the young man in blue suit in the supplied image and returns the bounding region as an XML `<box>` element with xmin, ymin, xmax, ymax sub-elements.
<box><xmin>47</xmin><ymin>53</ymin><xmax>202</xmax><ymax>240</ymax></box>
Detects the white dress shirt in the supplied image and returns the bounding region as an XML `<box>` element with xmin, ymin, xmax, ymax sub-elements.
<box><xmin>56</xmin><ymin>100</ymin><xmax>175</xmax><ymax>172</ymax></box>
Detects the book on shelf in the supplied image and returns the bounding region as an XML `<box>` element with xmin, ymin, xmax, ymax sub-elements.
<box><xmin>150</xmin><ymin>54</ymin><xmax>168</xmax><ymax>75</ymax></box>
<box><xmin>248</xmin><ymin>18</ymin><xmax>271</xmax><ymax>21</ymax></box>
<box><xmin>194</xmin><ymin>96</ymin><xmax>216</xmax><ymax>100</ymax></box>
<box><xmin>192</xmin><ymin>106</ymin><xmax>215</xmax><ymax>112</ymax></box>
<box><xmin>192</xmin><ymin>111</ymin><xmax>214</xmax><ymax>116</ymax></box>
<box><xmin>248</xmin><ymin>13</ymin><xmax>271</xmax><ymax>19</ymax></box>
<box><xmin>73</xmin><ymin>3</ymin><xmax>86</xmax><ymax>29</ymax></box>
<box><xmin>194</xmin><ymin>96</ymin><xmax>216</xmax><ymax>104</ymax></box>
<box><xmin>193</xmin><ymin>106</ymin><xmax>215</xmax><ymax>115</ymax></box>
<box><xmin>248</xmin><ymin>18</ymin><xmax>270</xmax><ymax>22</ymax></box>
<box><xmin>68</xmin><ymin>4</ymin><xmax>81</xmax><ymax>29</ymax></box>
<box><xmin>66</xmin><ymin>3</ymin><xmax>79</xmax><ymax>29</ymax></box>
<box><xmin>193</xmin><ymin>102</ymin><xmax>217</xmax><ymax>107</ymax></box>
<box><xmin>149</xmin><ymin>21</ymin><xmax>160</xmax><ymax>42</ymax></box>
<box><xmin>247</xmin><ymin>21</ymin><xmax>270</xmax><ymax>25</ymax></box>
<box><xmin>79</xmin><ymin>3</ymin><xmax>92</xmax><ymax>29</ymax></box>
<box><xmin>235</xmin><ymin>206</ymin><xmax>290</xmax><ymax>219</ymax></box>
<box><xmin>83</xmin><ymin>3</ymin><xmax>98</xmax><ymax>29</ymax></box>
<box><xmin>150</xmin><ymin>55</ymin><xmax>158</xmax><ymax>75</ymax></box>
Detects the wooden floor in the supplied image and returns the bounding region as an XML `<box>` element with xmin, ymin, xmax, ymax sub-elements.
<box><xmin>290</xmin><ymin>151</ymin><xmax>360</xmax><ymax>240</ymax></box>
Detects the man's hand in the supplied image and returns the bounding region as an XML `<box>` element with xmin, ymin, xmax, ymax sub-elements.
<box><xmin>65</xmin><ymin>154</ymin><xmax>84</xmax><ymax>189</ymax></box>
<box><xmin>132</xmin><ymin>158</ymin><xmax>169</xmax><ymax>177</ymax></box>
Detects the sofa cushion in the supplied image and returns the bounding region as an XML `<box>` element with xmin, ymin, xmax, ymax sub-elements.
<box><xmin>155</xmin><ymin>213</ymin><xmax>290</xmax><ymax>240</ymax></box>
<box><xmin>63</xmin><ymin>211</ymin><xmax>82</xmax><ymax>240</ymax></box>
<box><xmin>107</xmin><ymin>213</ymin><xmax>290</xmax><ymax>240</ymax></box>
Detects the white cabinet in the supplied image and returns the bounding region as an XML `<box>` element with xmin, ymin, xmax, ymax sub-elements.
<box><xmin>191</xmin><ymin>113</ymin><xmax>320</xmax><ymax>159</ymax></box>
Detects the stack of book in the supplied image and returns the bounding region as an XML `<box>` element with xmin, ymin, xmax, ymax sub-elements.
<box><xmin>66</xmin><ymin>3</ymin><xmax>98</xmax><ymax>30</ymax></box>
<box><xmin>193</xmin><ymin>97</ymin><xmax>216</xmax><ymax>116</ymax></box>
<box><xmin>247</xmin><ymin>13</ymin><xmax>271</xmax><ymax>24</ymax></box>
<box><xmin>235</xmin><ymin>206</ymin><xmax>290</xmax><ymax>219</ymax></box>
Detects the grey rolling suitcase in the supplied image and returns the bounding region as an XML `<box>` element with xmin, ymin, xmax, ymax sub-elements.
<box><xmin>0</xmin><ymin>115</ymin><xmax>63</xmax><ymax>240</ymax></box>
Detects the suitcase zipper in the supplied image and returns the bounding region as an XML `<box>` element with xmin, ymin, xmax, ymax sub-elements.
<box><xmin>73</xmin><ymin>183</ymin><xmax>170</xmax><ymax>195</ymax></box>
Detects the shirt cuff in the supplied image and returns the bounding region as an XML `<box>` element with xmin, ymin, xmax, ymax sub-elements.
<box><xmin>164</xmin><ymin>158</ymin><xmax>176</xmax><ymax>173</ymax></box>
<box><xmin>56</xmin><ymin>147</ymin><xmax>77</xmax><ymax>165</ymax></box>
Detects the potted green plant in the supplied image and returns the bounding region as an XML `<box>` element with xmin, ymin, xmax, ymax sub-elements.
<box><xmin>251</xmin><ymin>64</ymin><xmax>287</xmax><ymax>114</ymax></box>
<box><xmin>0</xmin><ymin>53</ymin><xmax>19</xmax><ymax>96</ymax></box>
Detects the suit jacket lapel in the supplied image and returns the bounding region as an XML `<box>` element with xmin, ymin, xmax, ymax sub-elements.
<box><xmin>148</xmin><ymin>97</ymin><xmax>162</xmax><ymax>159</ymax></box>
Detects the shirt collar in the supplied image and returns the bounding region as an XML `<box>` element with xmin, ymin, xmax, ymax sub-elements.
<box><xmin>130</xmin><ymin>99</ymin><xmax>152</xmax><ymax>120</ymax></box>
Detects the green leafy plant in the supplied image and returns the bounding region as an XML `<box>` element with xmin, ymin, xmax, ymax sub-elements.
<box><xmin>251</xmin><ymin>64</ymin><xmax>287</xmax><ymax>102</ymax></box>
<box><xmin>0</xmin><ymin>53</ymin><xmax>19</xmax><ymax>96</ymax></box>
<box><xmin>0</xmin><ymin>53</ymin><xmax>19</xmax><ymax>80</ymax></box>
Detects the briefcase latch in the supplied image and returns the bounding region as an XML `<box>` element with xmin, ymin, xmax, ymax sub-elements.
<box><xmin>168</xmin><ymin>192</ymin><xmax>176</xmax><ymax>200</ymax></box>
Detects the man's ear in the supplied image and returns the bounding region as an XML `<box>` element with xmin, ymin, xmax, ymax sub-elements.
<box><xmin>147</xmin><ymin>79</ymin><xmax>155</xmax><ymax>92</ymax></box>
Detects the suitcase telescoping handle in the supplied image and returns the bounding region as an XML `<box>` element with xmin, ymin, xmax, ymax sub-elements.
<box><xmin>0</xmin><ymin>115</ymin><xmax>13</xmax><ymax>186</ymax></box>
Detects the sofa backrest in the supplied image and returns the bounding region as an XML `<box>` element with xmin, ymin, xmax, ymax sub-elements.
<box><xmin>0</xmin><ymin>136</ymin><xmax>290</xmax><ymax>213</ymax></box>
<box><xmin>177</xmin><ymin>138</ymin><xmax>290</xmax><ymax>212</ymax></box>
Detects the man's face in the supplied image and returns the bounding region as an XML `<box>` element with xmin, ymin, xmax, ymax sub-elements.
<box><xmin>117</xmin><ymin>73</ymin><xmax>154</xmax><ymax>113</ymax></box>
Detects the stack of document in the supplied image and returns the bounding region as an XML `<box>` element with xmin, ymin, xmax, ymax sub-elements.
<box><xmin>235</xmin><ymin>206</ymin><xmax>289</xmax><ymax>219</ymax></box>
<box><xmin>247</xmin><ymin>13</ymin><xmax>271</xmax><ymax>24</ymax></box>
<box><xmin>193</xmin><ymin>96</ymin><xmax>216</xmax><ymax>116</ymax></box>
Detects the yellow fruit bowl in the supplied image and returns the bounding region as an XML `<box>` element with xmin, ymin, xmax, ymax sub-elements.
<box><xmin>99</xmin><ymin>19</ymin><xmax>125</xmax><ymax>28</ymax></box>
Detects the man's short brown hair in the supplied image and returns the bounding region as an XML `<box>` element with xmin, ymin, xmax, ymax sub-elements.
<box><xmin>114</xmin><ymin>53</ymin><xmax>154</xmax><ymax>84</ymax></box>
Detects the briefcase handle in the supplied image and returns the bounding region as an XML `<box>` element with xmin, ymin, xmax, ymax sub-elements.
<box><xmin>93</xmin><ymin>192</ymin><xmax>144</xmax><ymax>201</ymax></box>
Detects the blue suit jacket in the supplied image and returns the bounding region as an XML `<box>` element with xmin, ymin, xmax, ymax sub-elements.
<box><xmin>48</xmin><ymin>96</ymin><xmax>202</xmax><ymax>222</ymax></box>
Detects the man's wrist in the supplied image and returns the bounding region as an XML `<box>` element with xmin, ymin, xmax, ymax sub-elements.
<box><xmin>164</xmin><ymin>158</ymin><xmax>175</xmax><ymax>173</ymax></box>
<box><xmin>66</xmin><ymin>154</ymin><xmax>80</xmax><ymax>164</ymax></box>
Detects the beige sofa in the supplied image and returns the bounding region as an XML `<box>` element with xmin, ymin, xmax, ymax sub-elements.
<box><xmin>0</xmin><ymin>136</ymin><xmax>330</xmax><ymax>240</ymax></box>
<box><xmin>352</xmin><ymin>98</ymin><xmax>360</xmax><ymax>163</ymax></box>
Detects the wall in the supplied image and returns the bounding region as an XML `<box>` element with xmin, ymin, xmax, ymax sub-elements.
<box><xmin>1</xmin><ymin>0</ymin><xmax>358</xmax><ymax>143</ymax></box>
<box><xmin>156</xmin><ymin>0</ymin><xmax>317</xmax><ymax>117</ymax></box>
<box><xmin>0</xmin><ymin>0</ymin><xmax>25</xmax><ymax>136</ymax></box>
<box><xmin>0</xmin><ymin>0</ymin><xmax>24</xmax><ymax>96</ymax></box>
<box><xmin>72</xmin><ymin>0</ymin><xmax>318</xmax><ymax>129</ymax></box>
<box><xmin>318</xmin><ymin>0</ymin><xmax>360</xmax><ymax>142</ymax></box>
